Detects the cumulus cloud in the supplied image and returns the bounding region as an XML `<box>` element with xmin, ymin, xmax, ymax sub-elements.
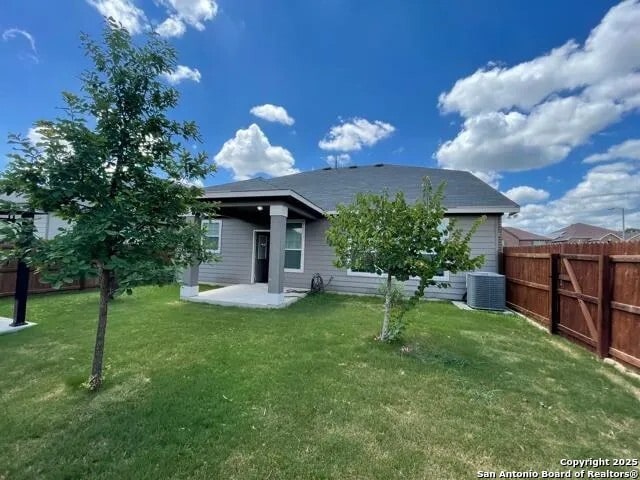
<box><xmin>503</xmin><ymin>186</ymin><xmax>550</xmax><ymax>205</ymax></box>
<box><xmin>155</xmin><ymin>16</ymin><xmax>186</xmax><ymax>37</ymax></box>
<box><xmin>505</xmin><ymin>162</ymin><xmax>640</xmax><ymax>234</ymax></box>
<box><xmin>584</xmin><ymin>138</ymin><xmax>640</xmax><ymax>163</ymax></box>
<box><xmin>319</xmin><ymin>118</ymin><xmax>395</xmax><ymax>152</ymax></box>
<box><xmin>159</xmin><ymin>0</ymin><xmax>218</xmax><ymax>36</ymax></box>
<box><xmin>87</xmin><ymin>0</ymin><xmax>218</xmax><ymax>37</ymax></box>
<box><xmin>325</xmin><ymin>154</ymin><xmax>351</xmax><ymax>167</ymax></box>
<box><xmin>162</xmin><ymin>65</ymin><xmax>201</xmax><ymax>85</ymax></box>
<box><xmin>468</xmin><ymin>170</ymin><xmax>502</xmax><ymax>190</ymax></box>
<box><xmin>250</xmin><ymin>104</ymin><xmax>295</xmax><ymax>126</ymax></box>
<box><xmin>86</xmin><ymin>0</ymin><xmax>148</xmax><ymax>34</ymax></box>
<box><xmin>214</xmin><ymin>124</ymin><xmax>299</xmax><ymax>180</ymax></box>
<box><xmin>436</xmin><ymin>0</ymin><xmax>640</xmax><ymax>173</ymax></box>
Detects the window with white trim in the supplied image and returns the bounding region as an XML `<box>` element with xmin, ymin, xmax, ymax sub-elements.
<box><xmin>284</xmin><ymin>221</ymin><xmax>304</xmax><ymax>271</ymax></box>
<box><xmin>203</xmin><ymin>219</ymin><xmax>222</xmax><ymax>253</ymax></box>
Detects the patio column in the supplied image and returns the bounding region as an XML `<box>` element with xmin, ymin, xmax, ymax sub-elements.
<box><xmin>180</xmin><ymin>214</ymin><xmax>200</xmax><ymax>298</ymax></box>
<box><xmin>268</xmin><ymin>205</ymin><xmax>288</xmax><ymax>297</ymax></box>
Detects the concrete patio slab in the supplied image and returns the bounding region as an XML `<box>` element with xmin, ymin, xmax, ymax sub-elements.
<box><xmin>0</xmin><ymin>316</ymin><xmax>37</xmax><ymax>335</ymax></box>
<box><xmin>183</xmin><ymin>283</ymin><xmax>308</xmax><ymax>309</ymax></box>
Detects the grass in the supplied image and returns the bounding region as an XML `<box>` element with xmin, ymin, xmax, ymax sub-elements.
<box><xmin>0</xmin><ymin>287</ymin><xmax>638</xmax><ymax>479</ymax></box>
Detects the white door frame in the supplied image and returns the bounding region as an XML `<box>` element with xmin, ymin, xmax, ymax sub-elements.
<box><xmin>251</xmin><ymin>229</ymin><xmax>270</xmax><ymax>283</ymax></box>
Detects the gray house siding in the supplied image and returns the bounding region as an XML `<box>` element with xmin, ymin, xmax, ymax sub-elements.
<box><xmin>200</xmin><ymin>214</ymin><xmax>501</xmax><ymax>301</ymax></box>
<box><xmin>33</xmin><ymin>214</ymin><xmax>68</xmax><ymax>239</ymax></box>
<box><xmin>199</xmin><ymin>217</ymin><xmax>266</xmax><ymax>285</ymax></box>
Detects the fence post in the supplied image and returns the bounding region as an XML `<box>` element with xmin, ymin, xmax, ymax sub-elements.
<box><xmin>596</xmin><ymin>254</ymin><xmax>611</xmax><ymax>358</ymax></box>
<box><xmin>548</xmin><ymin>253</ymin><xmax>559</xmax><ymax>334</ymax></box>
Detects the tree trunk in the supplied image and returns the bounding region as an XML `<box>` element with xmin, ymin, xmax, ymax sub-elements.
<box><xmin>381</xmin><ymin>273</ymin><xmax>392</xmax><ymax>341</ymax></box>
<box><xmin>88</xmin><ymin>268</ymin><xmax>111</xmax><ymax>391</ymax></box>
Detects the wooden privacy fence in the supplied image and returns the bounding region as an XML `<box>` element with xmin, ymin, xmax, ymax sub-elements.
<box><xmin>0</xmin><ymin>262</ymin><xmax>99</xmax><ymax>297</ymax></box>
<box><xmin>502</xmin><ymin>242</ymin><xmax>640</xmax><ymax>370</ymax></box>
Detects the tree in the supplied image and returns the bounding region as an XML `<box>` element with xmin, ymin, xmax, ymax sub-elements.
<box><xmin>0</xmin><ymin>20</ymin><xmax>216</xmax><ymax>391</ymax></box>
<box><xmin>326</xmin><ymin>179</ymin><xmax>485</xmax><ymax>341</ymax></box>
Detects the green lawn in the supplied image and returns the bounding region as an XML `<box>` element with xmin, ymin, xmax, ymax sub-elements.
<box><xmin>1</xmin><ymin>287</ymin><xmax>638</xmax><ymax>479</ymax></box>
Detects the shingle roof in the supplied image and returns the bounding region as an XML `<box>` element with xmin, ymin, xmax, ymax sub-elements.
<box><xmin>205</xmin><ymin>164</ymin><xmax>519</xmax><ymax>212</ymax></box>
<box><xmin>503</xmin><ymin>226</ymin><xmax>550</xmax><ymax>241</ymax></box>
<box><xmin>549</xmin><ymin>223</ymin><xmax>621</xmax><ymax>242</ymax></box>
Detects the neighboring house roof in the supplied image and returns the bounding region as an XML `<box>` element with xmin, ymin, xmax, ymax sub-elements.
<box><xmin>503</xmin><ymin>226</ymin><xmax>550</xmax><ymax>242</ymax></box>
<box><xmin>627</xmin><ymin>232</ymin><xmax>640</xmax><ymax>242</ymax></box>
<box><xmin>204</xmin><ymin>164</ymin><xmax>519</xmax><ymax>213</ymax></box>
<box><xmin>549</xmin><ymin>223</ymin><xmax>622</xmax><ymax>242</ymax></box>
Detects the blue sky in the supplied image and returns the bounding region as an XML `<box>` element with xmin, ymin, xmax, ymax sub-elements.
<box><xmin>1</xmin><ymin>0</ymin><xmax>639</xmax><ymax>234</ymax></box>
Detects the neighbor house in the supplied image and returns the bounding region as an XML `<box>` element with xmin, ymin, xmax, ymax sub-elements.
<box><xmin>181</xmin><ymin>164</ymin><xmax>519</xmax><ymax>303</ymax></box>
<box><xmin>549</xmin><ymin>223</ymin><xmax>622</xmax><ymax>243</ymax></box>
<box><xmin>502</xmin><ymin>226</ymin><xmax>551</xmax><ymax>247</ymax></box>
<box><xmin>0</xmin><ymin>194</ymin><xmax>67</xmax><ymax>239</ymax></box>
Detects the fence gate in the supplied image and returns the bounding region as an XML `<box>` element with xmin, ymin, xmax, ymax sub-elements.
<box><xmin>553</xmin><ymin>254</ymin><xmax>604</xmax><ymax>354</ymax></box>
<box><xmin>502</xmin><ymin>242</ymin><xmax>640</xmax><ymax>371</ymax></box>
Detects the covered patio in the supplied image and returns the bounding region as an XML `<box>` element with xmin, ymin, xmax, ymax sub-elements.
<box><xmin>179</xmin><ymin>187</ymin><xmax>324</xmax><ymax>308</ymax></box>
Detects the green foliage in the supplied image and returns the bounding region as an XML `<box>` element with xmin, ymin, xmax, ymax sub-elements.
<box><xmin>377</xmin><ymin>280</ymin><xmax>411</xmax><ymax>342</ymax></box>
<box><xmin>0</xmin><ymin>20</ymin><xmax>216</xmax><ymax>292</ymax></box>
<box><xmin>326</xmin><ymin>178</ymin><xmax>485</xmax><ymax>340</ymax></box>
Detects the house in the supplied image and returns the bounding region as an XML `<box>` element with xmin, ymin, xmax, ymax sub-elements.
<box><xmin>549</xmin><ymin>223</ymin><xmax>622</xmax><ymax>243</ymax></box>
<box><xmin>502</xmin><ymin>226</ymin><xmax>550</xmax><ymax>247</ymax></box>
<box><xmin>181</xmin><ymin>164</ymin><xmax>519</xmax><ymax>303</ymax></box>
<box><xmin>0</xmin><ymin>194</ymin><xmax>66</xmax><ymax>239</ymax></box>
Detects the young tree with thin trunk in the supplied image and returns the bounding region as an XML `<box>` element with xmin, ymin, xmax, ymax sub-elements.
<box><xmin>0</xmin><ymin>20</ymin><xmax>216</xmax><ymax>391</ymax></box>
<box><xmin>326</xmin><ymin>179</ymin><xmax>485</xmax><ymax>341</ymax></box>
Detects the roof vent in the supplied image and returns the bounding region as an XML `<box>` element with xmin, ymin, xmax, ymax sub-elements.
<box><xmin>374</xmin><ymin>163</ymin><xmax>384</xmax><ymax>167</ymax></box>
<box><xmin>348</xmin><ymin>165</ymin><xmax>358</xmax><ymax>169</ymax></box>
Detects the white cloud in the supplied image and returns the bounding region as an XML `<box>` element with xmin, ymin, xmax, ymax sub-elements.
<box><xmin>439</xmin><ymin>0</ymin><xmax>640</xmax><ymax>116</ymax></box>
<box><xmin>155</xmin><ymin>0</ymin><xmax>218</xmax><ymax>37</ymax></box>
<box><xmin>27</xmin><ymin>127</ymin><xmax>44</xmax><ymax>145</ymax></box>
<box><xmin>468</xmin><ymin>170</ymin><xmax>502</xmax><ymax>189</ymax></box>
<box><xmin>250</xmin><ymin>104</ymin><xmax>295</xmax><ymax>126</ymax></box>
<box><xmin>162</xmin><ymin>65</ymin><xmax>201</xmax><ymax>85</ymax></box>
<box><xmin>503</xmin><ymin>186</ymin><xmax>550</xmax><ymax>205</ymax></box>
<box><xmin>87</xmin><ymin>0</ymin><xmax>218</xmax><ymax>37</ymax></box>
<box><xmin>26</xmin><ymin>126</ymin><xmax>74</xmax><ymax>156</ymax></box>
<box><xmin>325</xmin><ymin>154</ymin><xmax>351</xmax><ymax>167</ymax></box>
<box><xmin>505</xmin><ymin>162</ymin><xmax>640</xmax><ymax>234</ymax></box>
<box><xmin>214</xmin><ymin>124</ymin><xmax>299</xmax><ymax>180</ymax></box>
<box><xmin>86</xmin><ymin>0</ymin><xmax>148</xmax><ymax>34</ymax></box>
<box><xmin>2</xmin><ymin>28</ymin><xmax>37</xmax><ymax>53</ymax></box>
<box><xmin>584</xmin><ymin>138</ymin><xmax>640</xmax><ymax>163</ymax></box>
<box><xmin>436</xmin><ymin>0</ymin><xmax>640</xmax><ymax>173</ymax></box>
<box><xmin>319</xmin><ymin>118</ymin><xmax>395</xmax><ymax>152</ymax></box>
<box><xmin>155</xmin><ymin>15</ymin><xmax>186</xmax><ymax>37</ymax></box>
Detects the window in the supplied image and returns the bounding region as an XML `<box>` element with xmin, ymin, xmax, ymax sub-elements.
<box><xmin>284</xmin><ymin>221</ymin><xmax>304</xmax><ymax>271</ymax></box>
<box><xmin>203</xmin><ymin>219</ymin><xmax>221</xmax><ymax>253</ymax></box>
<box><xmin>346</xmin><ymin>219</ymin><xmax>450</xmax><ymax>281</ymax></box>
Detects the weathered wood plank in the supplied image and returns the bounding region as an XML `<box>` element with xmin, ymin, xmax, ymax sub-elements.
<box><xmin>557</xmin><ymin>324</ymin><xmax>596</xmax><ymax>347</ymax></box>
<box><xmin>558</xmin><ymin>289</ymin><xmax>598</xmax><ymax>304</ymax></box>
<box><xmin>506</xmin><ymin>277</ymin><xmax>550</xmax><ymax>291</ymax></box>
<box><xmin>562</xmin><ymin>258</ymin><xmax>598</xmax><ymax>340</ymax></box>
<box><xmin>610</xmin><ymin>301</ymin><xmax>640</xmax><ymax>316</ymax></box>
<box><xmin>609</xmin><ymin>255</ymin><xmax>640</xmax><ymax>263</ymax></box>
<box><xmin>560</xmin><ymin>254</ymin><xmax>599</xmax><ymax>261</ymax></box>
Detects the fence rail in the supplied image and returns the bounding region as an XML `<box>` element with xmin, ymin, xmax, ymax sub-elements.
<box><xmin>0</xmin><ymin>262</ymin><xmax>98</xmax><ymax>297</ymax></box>
<box><xmin>502</xmin><ymin>241</ymin><xmax>640</xmax><ymax>370</ymax></box>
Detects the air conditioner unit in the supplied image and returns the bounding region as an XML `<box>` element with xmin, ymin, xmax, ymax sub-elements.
<box><xmin>466</xmin><ymin>272</ymin><xmax>505</xmax><ymax>311</ymax></box>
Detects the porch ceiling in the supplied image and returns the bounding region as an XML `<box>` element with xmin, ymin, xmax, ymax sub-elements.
<box><xmin>204</xmin><ymin>197</ymin><xmax>324</xmax><ymax>221</ymax></box>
